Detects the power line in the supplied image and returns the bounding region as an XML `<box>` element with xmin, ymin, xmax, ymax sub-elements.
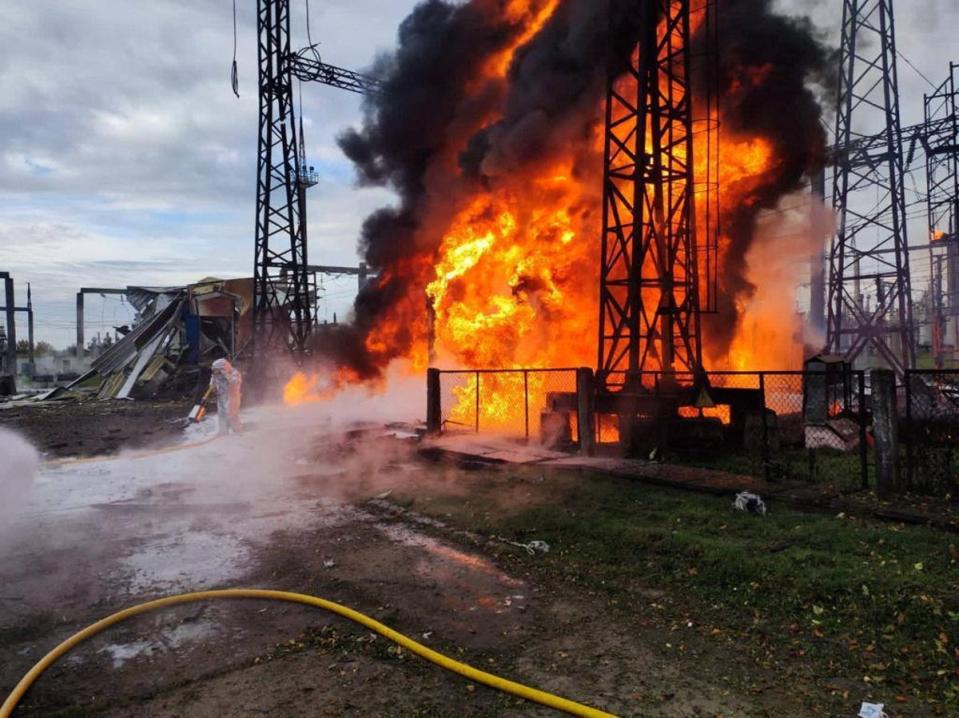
<box><xmin>899</xmin><ymin>49</ymin><xmax>937</xmax><ymax>91</ymax></box>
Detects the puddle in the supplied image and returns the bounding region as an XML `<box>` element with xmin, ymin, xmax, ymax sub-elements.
<box><xmin>96</xmin><ymin>618</ymin><xmax>220</xmax><ymax>668</ymax></box>
<box><xmin>99</xmin><ymin>640</ymin><xmax>154</xmax><ymax>668</ymax></box>
<box><xmin>118</xmin><ymin>531</ymin><xmax>250</xmax><ymax>593</ymax></box>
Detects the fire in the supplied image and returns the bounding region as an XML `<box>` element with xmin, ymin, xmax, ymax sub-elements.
<box><xmin>283</xmin><ymin>366</ymin><xmax>365</xmax><ymax>406</ymax></box>
<box><xmin>283</xmin><ymin>371</ymin><xmax>324</xmax><ymax>406</ymax></box>
<box><xmin>485</xmin><ymin>0</ymin><xmax>562</xmax><ymax>77</ymax></box>
<box><xmin>289</xmin><ymin>1</ymin><xmax>826</xmax><ymax>436</ymax></box>
<box><xmin>426</xmin><ymin>186</ymin><xmax>594</xmax><ymax>371</ymax></box>
<box><xmin>679</xmin><ymin>404</ymin><xmax>732</xmax><ymax>425</ymax></box>
<box><xmin>596</xmin><ymin>414</ymin><xmax>620</xmax><ymax>444</ymax></box>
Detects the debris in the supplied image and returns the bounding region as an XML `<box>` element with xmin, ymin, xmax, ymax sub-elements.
<box><xmin>858</xmin><ymin>702</ymin><xmax>889</xmax><ymax>718</ymax></box>
<box><xmin>46</xmin><ymin>279</ymin><xmax>252</xmax><ymax>402</ymax></box>
<box><xmin>323</xmin><ymin>559</ymin><xmax>335</xmax><ymax>569</ymax></box>
<box><xmin>526</xmin><ymin>540</ymin><xmax>550</xmax><ymax>554</ymax></box>
<box><xmin>733</xmin><ymin>491</ymin><xmax>768</xmax><ymax>516</ymax></box>
<box><xmin>374</xmin><ymin>490</ymin><xmax>393</xmax><ymax>500</ymax></box>
<box><xmin>497</xmin><ymin>536</ymin><xmax>550</xmax><ymax>555</ymax></box>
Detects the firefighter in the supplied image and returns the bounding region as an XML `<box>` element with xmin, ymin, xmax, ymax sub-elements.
<box><xmin>209</xmin><ymin>358</ymin><xmax>243</xmax><ymax>435</ymax></box>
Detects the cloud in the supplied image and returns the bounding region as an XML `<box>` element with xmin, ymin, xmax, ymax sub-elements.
<box><xmin>1</xmin><ymin>0</ymin><xmax>956</xmax><ymax>347</ymax></box>
<box><xmin>0</xmin><ymin>0</ymin><xmax>413</xmax><ymax>347</ymax></box>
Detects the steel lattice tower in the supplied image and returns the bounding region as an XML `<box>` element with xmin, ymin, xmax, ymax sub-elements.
<box><xmin>827</xmin><ymin>0</ymin><xmax>914</xmax><ymax>374</ymax></box>
<box><xmin>597</xmin><ymin>0</ymin><xmax>702</xmax><ymax>391</ymax></box>
<box><xmin>252</xmin><ymin>0</ymin><xmax>312</xmax><ymax>359</ymax></box>
<box><xmin>924</xmin><ymin>62</ymin><xmax>959</xmax><ymax>367</ymax></box>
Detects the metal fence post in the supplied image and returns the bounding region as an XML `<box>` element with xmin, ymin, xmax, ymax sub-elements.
<box><xmin>858</xmin><ymin>371</ymin><xmax>868</xmax><ymax>490</ymax></box>
<box><xmin>759</xmin><ymin>373</ymin><xmax>770</xmax><ymax>481</ymax></box>
<box><xmin>576</xmin><ymin>367</ymin><xmax>596</xmax><ymax>456</ymax></box>
<box><xmin>475</xmin><ymin>371</ymin><xmax>480</xmax><ymax>433</ymax></box>
<box><xmin>426</xmin><ymin>368</ymin><xmax>442</xmax><ymax>435</ymax></box>
<box><xmin>524</xmin><ymin>370</ymin><xmax>530</xmax><ymax>442</ymax></box>
<box><xmin>871</xmin><ymin>369</ymin><xmax>899</xmax><ymax>498</ymax></box>
<box><xmin>904</xmin><ymin>370</ymin><xmax>913</xmax><ymax>491</ymax></box>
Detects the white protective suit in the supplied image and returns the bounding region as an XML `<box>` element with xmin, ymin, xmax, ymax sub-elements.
<box><xmin>210</xmin><ymin>358</ymin><xmax>243</xmax><ymax>434</ymax></box>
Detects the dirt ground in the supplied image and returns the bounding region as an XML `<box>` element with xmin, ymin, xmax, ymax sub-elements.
<box><xmin>0</xmin><ymin>401</ymin><xmax>952</xmax><ymax>716</ymax></box>
<box><xmin>0</xmin><ymin>400</ymin><xmax>192</xmax><ymax>458</ymax></box>
<box><xmin>0</xmin><ymin>403</ymin><xmax>800</xmax><ymax>718</ymax></box>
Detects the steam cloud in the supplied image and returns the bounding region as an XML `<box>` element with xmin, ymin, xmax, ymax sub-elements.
<box><xmin>325</xmin><ymin>0</ymin><xmax>832</xmax><ymax>376</ymax></box>
<box><xmin>0</xmin><ymin>428</ymin><xmax>39</xmax><ymax>523</ymax></box>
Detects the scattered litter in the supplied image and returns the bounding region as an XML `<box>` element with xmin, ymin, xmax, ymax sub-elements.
<box><xmin>373</xmin><ymin>490</ymin><xmax>393</xmax><ymax>500</ymax></box>
<box><xmin>526</xmin><ymin>540</ymin><xmax>550</xmax><ymax>554</ymax></box>
<box><xmin>422</xmin><ymin>631</ymin><xmax>433</xmax><ymax>640</ymax></box>
<box><xmin>497</xmin><ymin>537</ymin><xmax>550</xmax><ymax>555</ymax></box>
<box><xmin>733</xmin><ymin>491</ymin><xmax>767</xmax><ymax>516</ymax></box>
<box><xmin>858</xmin><ymin>702</ymin><xmax>889</xmax><ymax>718</ymax></box>
<box><xmin>323</xmin><ymin>559</ymin><xmax>335</xmax><ymax>568</ymax></box>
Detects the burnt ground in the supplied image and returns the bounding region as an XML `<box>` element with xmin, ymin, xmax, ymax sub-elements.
<box><xmin>0</xmin><ymin>400</ymin><xmax>193</xmax><ymax>458</ymax></box>
<box><xmin>0</xmin><ymin>403</ymin><xmax>956</xmax><ymax>717</ymax></box>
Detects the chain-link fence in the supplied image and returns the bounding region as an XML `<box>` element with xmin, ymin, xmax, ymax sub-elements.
<box><xmin>624</xmin><ymin>370</ymin><xmax>870</xmax><ymax>490</ymax></box>
<box><xmin>436</xmin><ymin>368</ymin><xmax>580</xmax><ymax>445</ymax></box>
<box><xmin>761</xmin><ymin>371</ymin><xmax>869</xmax><ymax>491</ymax></box>
<box><xmin>431</xmin><ymin>367</ymin><xmax>872</xmax><ymax>489</ymax></box>
<box><xmin>903</xmin><ymin>370</ymin><xmax>959</xmax><ymax>496</ymax></box>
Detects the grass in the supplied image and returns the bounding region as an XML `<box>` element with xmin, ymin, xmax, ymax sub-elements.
<box><xmin>401</xmin><ymin>468</ymin><xmax>959</xmax><ymax>714</ymax></box>
<box><xmin>685</xmin><ymin>445</ymin><xmax>871</xmax><ymax>490</ymax></box>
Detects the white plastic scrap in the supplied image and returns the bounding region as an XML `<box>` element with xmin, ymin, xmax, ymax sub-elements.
<box><xmin>858</xmin><ymin>703</ymin><xmax>889</xmax><ymax>718</ymax></box>
<box><xmin>498</xmin><ymin>537</ymin><xmax>550</xmax><ymax>556</ymax></box>
<box><xmin>525</xmin><ymin>540</ymin><xmax>550</xmax><ymax>555</ymax></box>
<box><xmin>733</xmin><ymin>491</ymin><xmax>768</xmax><ymax>516</ymax></box>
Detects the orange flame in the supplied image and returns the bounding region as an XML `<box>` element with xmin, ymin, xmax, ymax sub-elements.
<box><xmin>283</xmin><ymin>367</ymin><xmax>365</xmax><ymax>406</ymax></box>
<box><xmin>283</xmin><ymin>371</ymin><xmax>324</xmax><ymax>406</ymax></box>
<box><xmin>296</xmin><ymin>3</ymin><xmax>813</xmax><ymax>432</ymax></box>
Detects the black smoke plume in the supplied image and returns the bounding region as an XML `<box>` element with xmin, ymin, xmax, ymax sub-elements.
<box><xmin>323</xmin><ymin>0</ymin><xmax>832</xmax><ymax>377</ymax></box>
<box><xmin>698</xmin><ymin>0</ymin><xmax>833</xmax><ymax>358</ymax></box>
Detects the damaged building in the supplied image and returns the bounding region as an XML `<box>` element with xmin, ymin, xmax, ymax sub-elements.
<box><xmin>48</xmin><ymin>278</ymin><xmax>254</xmax><ymax>401</ymax></box>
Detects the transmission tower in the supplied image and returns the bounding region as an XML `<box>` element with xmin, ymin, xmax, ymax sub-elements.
<box><xmin>924</xmin><ymin>62</ymin><xmax>959</xmax><ymax>368</ymax></box>
<box><xmin>252</xmin><ymin>0</ymin><xmax>311</xmax><ymax>359</ymax></box>
<box><xmin>597</xmin><ymin>0</ymin><xmax>703</xmax><ymax>391</ymax></box>
<box><xmin>827</xmin><ymin>0</ymin><xmax>914</xmax><ymax>374</ymax></box>
<box><xmin>251</xmin><ymin>0</ymin><xmax>380</xmax><ymax>363</ymax></box>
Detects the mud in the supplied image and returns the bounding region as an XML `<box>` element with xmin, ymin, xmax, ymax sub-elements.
<box><xmin>0</xmin><ymin>400</ymin><xmax>192</xmax><ymax>458</ymax></box>
<box><xmin>0</xmin><ymin>405</ymin><xmax>801</xmax><ymax>717</ymax></box>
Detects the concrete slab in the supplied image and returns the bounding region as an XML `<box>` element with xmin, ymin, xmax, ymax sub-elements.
<box><xmin>422</xmin><ymin>434</ymin><xmax>568</xmax><ymax>464</ymax></box>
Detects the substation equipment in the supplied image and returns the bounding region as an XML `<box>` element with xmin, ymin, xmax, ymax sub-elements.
<box><xmin>250</xmin><ymin>0</ymin><xmax>957</xmax><ymax>452</ymax></box>
<box><xmin>0</xmin><ymin>272</ymin><xmax>34</xmax><ymax>395</ymax></box>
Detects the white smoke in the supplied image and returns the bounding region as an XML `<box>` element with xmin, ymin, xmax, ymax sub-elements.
<box><xmin>728</xmin><ymin>189</ymin><xmax>835</xmax><ymax>368</ymax></box>
<box><xmin>0</xmin><ymin>427</ymin><xmax>39</xmax><ymax>521</ymax></box>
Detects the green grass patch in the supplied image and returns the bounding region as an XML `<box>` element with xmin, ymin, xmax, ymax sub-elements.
<box><xmin>411</xmin><ymin>470</ymin><xmax>959</xmax><ymax>711</ymax></box>
<box><xmin>684</xmin><ymin>446</ymin><xmax>871</xmax><ymax>491</ymax></box>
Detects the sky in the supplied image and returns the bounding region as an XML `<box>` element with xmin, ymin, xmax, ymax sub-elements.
<box><xmin>0</xmin><ymin>0</ymin><xmax>957</xmax><ymax>349</ymax></box>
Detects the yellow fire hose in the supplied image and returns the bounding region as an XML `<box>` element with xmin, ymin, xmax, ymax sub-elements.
<box><xmin>0</xmin><ymin>589</ymin><xmax>616</xmax><ymax>718</ymax></box>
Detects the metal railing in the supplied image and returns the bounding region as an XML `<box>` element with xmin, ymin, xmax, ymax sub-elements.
<box><xmin>427</xmin><ymin>367</ymin><xmax>874</xmax><ymax>489</ymax></box>
<box><xmin>433</xmin><ymin>368</ymin><xmax>581</xmax><ymax>444</ymax></box>
<box><xmin>903</xmin><ymin>369</ymin><xmax>959</xmax><ymax>496</ymax></box>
